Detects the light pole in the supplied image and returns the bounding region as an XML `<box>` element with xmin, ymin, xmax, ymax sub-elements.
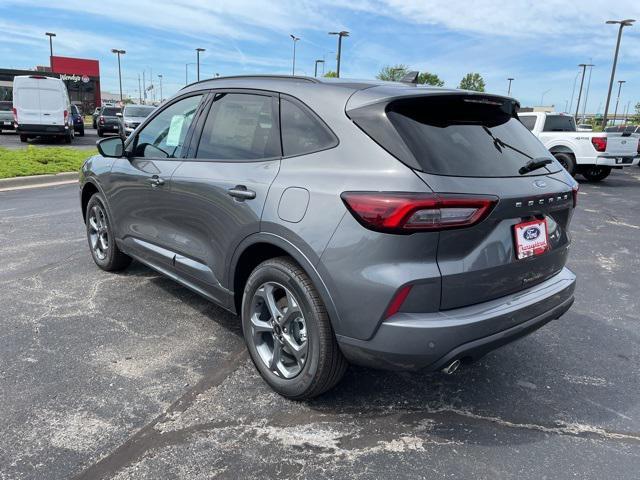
<box><xmin>158</xmin><ymin>74</ymin><xmax>163</xmax><ymax>103</ymax></box>
<box><xmin>45</xmin><ymin>32</ymin><xmax>56</xmax><ymax>67</ymax></box>
<box><xmin>289</xmin><ymin>35</ymin><xmax>300</xmax><ymax>75</ymax></box>
<box><xmin>540</xmin><ymin>89</ymin><xmax>551</xmax><ymax>106</ymax></box>
<box><xmin>581</xmin><ymin>63</ymin><xmax>594</xmax><ymax>122</ymax></box>
<box><xmin>568</xmin><ymin>69</ymin><xmax>580</xmax><ymax>114</ymax></box>
<box><xmin>314</xmin><ymin>59</ymin><xmax>325</xmax><ymax>78</ymax></box>
<box><xmin>623</xmin><ymin>100</ymin><xmax>631</xmax><ymax>124</ymax></box>
<box><xmin>602</xmin><ymin>19</ymin><xmax>635</xmax><ymax>127</ymax></box>
<box><xmin>507</xmin><ymin>77</ymin><xmax>514</xmax><ymax>95</ymax></box>
<box><xmin>196</xmin><ymin>48</ymin><xmax>205</xmax><ymax>82</ymax></box>
<box><xmin>612</xmin><ymin>80</ymin><xmax>626</xmax><ymax>125</ymax></box>
<box><xmin>111</xmin><ymin>49</ymin><xmax>126</xmax><ymax>102</ymax></box>
<box><xmin>328</xmin><ymin>31</ymin><xmax>349</xmax><ymax>77</ymax></box>
<box><xmin>575</xmin><ymin>63</ymin><xmax>593</xmax><ymax>120</ymax></box>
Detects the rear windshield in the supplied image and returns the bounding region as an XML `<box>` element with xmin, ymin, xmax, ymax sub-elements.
<box><xmin>363</xmin><ymin>95</ymin><xmax>556</xmax><ymax>177</ymax></box>
<box><xmin>0</xmin><ymin>101</ymin><xmax>11</xmax><ymax>111</ymax></box>
<box><xmin>124</xmin><ymin>106</ymin><xmax>154</xmax><ymax>117</ymax></box>
<box><xmin>102</xmin><ymin>107</ymin><xmax>121</xmax><ymax>116</ymax></box>
<box><xmin>543</xmin><ymin>115</ymin><xmax>576</xmax><ymax>132</ymax></box>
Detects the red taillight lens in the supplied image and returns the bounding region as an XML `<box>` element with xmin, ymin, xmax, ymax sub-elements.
<box><xmin>99</xmin><ymin>116</ymin><xmax>104</xmax><ymax>125</ymax></box>
<box><xmin>341</xmin><ymin>192</ymin><xmax>497</xmax><ymax>233</ymax></box>
<box><xmin>63</xmin><ymin>109</ymin><xmax>68</xmax><ymax>123</ymax></box>
<box><xmin>637</xmin><ymin>138</ymin><xmax>640</xmax><ymax>154</ymax></box>
<box><xmin>12</xmin><ymin>107</ymin><xmax>17</xmax><ymax>123</ymax></box>
<box><xmin>591</xmin><ymin>136</ymin><xmax>607</xmax><ymax>152</ymax></box>
<box><xmin>572</xmin><ymin>185</ymin><xmax>579</xmax><ymax>208</ymax></box>
<box><xmin>384</xmin><ymin>284</ymin><xmax>412</xmax><ymax>319</ymax></box>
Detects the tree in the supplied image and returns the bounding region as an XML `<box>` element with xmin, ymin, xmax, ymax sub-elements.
<box><xmin>631</xmin><ymin>102</ymin><xmax>640</xmax><ymax>124</ymax></box>
<box><xmin>458</xmin><ymin>72</ymin><xmax>486</xmax><ymax>92</ymax></box>
<box><xmin>376</xmin><ymin>64</ymin><xmax>409</xmax><ymax>82</ymax></box>
<box><xmin>323</xmin><ymin>70</ymin><xmax>338</xmax><ymax>78</ymax></box>
<box><xmin>417</xmin><ymin>72</ymin><xmax>444</xmax><ymax>87</ymax></box>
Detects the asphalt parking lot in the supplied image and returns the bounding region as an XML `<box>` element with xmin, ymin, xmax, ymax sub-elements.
<box><xmin>0</xmin><ymin>128</ymin><xmax>101</xmax><ymax>149</ymax></box>
<box><xmin>1</xmin><ymin>169</ymin><xmax>639</xmax><ymax>479</ymax></box>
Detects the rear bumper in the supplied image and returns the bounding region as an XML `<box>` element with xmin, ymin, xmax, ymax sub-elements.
<box><xmin>595</xmin><ymin>155</ymin><xmax>639</xmax><ymax>167</ymax></box>
<box><xmin>17</xmin><ymin>124</ymin><xmax>67</xmax><ymax>136</ymax></box>
<box><xmin>337</xmin><ymin>267</ymin><xmax>576</xmax><ymax>370</ymax></box>
<box><xmin>0</xmin><ymin>120</ymin><xmax>15</xmax><ymax>129</ymax></box>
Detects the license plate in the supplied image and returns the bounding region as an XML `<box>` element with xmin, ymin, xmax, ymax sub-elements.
<box><xmin>514</xmin><ymin>219</ymin><xmax>548</xmax><ymax>259</ymax></box>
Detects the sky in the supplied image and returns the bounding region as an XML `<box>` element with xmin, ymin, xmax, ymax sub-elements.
<box><xmin>1</xmin><ymin>0</ymin><xmax>639</xmax><ymax>114</ymax></box>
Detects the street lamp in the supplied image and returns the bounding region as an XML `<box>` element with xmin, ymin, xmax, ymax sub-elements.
<box><xmin>575</xmin><ymin>63</ymin><xmax>594</xmax><ymax>120</ymax></box>
<box><xmin>581</xmin><ymin>63</ymin><xmax>594</xmax><ymax>122</ymax></box>
<box><xmin>45</xmin><ymin>32</ymin><xmax>56</xmax><ymax>66</ymax></box>
<box><xmin>507</xmin><ymin>77</ymin><xmax>514</xmax><ymax>95</ymax></box>
<box><xmin>111</xmin><ymin>49</ymin><xmax>126</xmax><ymax>102</ymax></box>
<box><xmin>612</xmin><ymin>80</ymin><xmax>626</xmax><ymax>125</ymax></box>
<box><xmin>196</xmin><ymin>48</ymin><xmax>205</xmax><ymax>82</ymax></box>
<box><xmin>289</xmin><ymin>35</ymin><xmax>300</xmax><ymax>75</ymax></box>
<box><xmin>540</xmin><ymin>89</ymin><xmax>551</xmax><ymax>106</ymax></box>
<box><xmin>157</xmin><ymin>74</ymin><xmax>163</xmax><ymax>103</ymax></box>
<box><xmin>328</xmin><ymin>31</ymin><xmax>349</xmax><ymax>78</ymax></box>
<box><xmin>602</xmin><ymin>19</ymin><xmax>635</xmax><ymax>127</ymax></box>
<box><xmin>314</xmin><ymin>59</ymin><xmax>325</xmax><ymax>78</ymax></box>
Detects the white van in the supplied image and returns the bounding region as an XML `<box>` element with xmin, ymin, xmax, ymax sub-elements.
<box><xmin>12</xmin><ymin>75</ymin><xmax>75</xmax><ymax>143</ymax></box>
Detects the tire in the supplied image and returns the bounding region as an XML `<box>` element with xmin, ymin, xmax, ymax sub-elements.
<box><xmin>79</xmin><ymin>127</ymin><xmax>85</xmax><ymax>137</ymax></box>
<box><xmin>19</xmin><ymin>134</ymin><xmax>28</xmax><ymax>143</ymax></box>
<box><xmin>582</xmin><ymin>166</ymin><xmax>611</xmax><ymax>182</ymax></box>
<box><xmin>553</xmin><ymin>152</ymin><xmax>576</xmax><ymax>176</ymax></box>
<box><xmin>241</xmin><ymin>257</ymin><xmax>347</xmax><ymax>399</ymax></box>
<box><xmin>97</xmin><ymin>129</ymin><xmax>103</xmax><ymax>137</ymax></box>
<box><xmin>85</xmin><ymin>193</ymin><xmax>131</xmax><ymax>272</ymax></box>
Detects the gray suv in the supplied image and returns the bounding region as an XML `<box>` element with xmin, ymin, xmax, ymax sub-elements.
<box><xmin>80</xmin><ymin>76</ymin><xmax>577</xmax><ymax>399</ymax></box>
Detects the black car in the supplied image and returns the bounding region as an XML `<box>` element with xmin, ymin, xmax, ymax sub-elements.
<box><xmin>70</xmin><ymin>105</ymin><xmax>84</xmax><ymax>136</ymax></box>
<box><xmin>97</xmin><ymin>106</ymin><xmax>123</xmax><ymax>137</ymax></box>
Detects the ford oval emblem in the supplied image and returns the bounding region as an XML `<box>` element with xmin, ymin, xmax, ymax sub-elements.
<box><xmin>533</xmin><ymin>180</ymin><xmax>547</xmax><ymax>188</ymax></box>
<box><xmin>524</xmin><ymin>227</ymin><xmax>540</xmax><ymax>240</ymax></box>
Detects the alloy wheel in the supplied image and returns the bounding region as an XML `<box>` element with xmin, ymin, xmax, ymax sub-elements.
<box><xmin>88</xmin><ymin>204</ymin><xmax>109</xmax><ymax>261</ymax></box>
<box><xmin>249</xmin><ymin>281</ymin><xmax>308</xmax><ymax>379</ymax></box>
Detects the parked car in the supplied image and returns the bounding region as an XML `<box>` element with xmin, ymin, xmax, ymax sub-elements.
<box><xmin>0</xmin><ymin>100</ymin><xmax>14</xmax><ymax>132</ymax></box>
<box><xmin>80</xmin><ymin>76</ymin><xmax>577</xmax><ymax>399</ymax></box>
<box><xmin>92</xmin><ymin>107</ymin><xmax>101</xmax><ymax>129</ymax></box>
<box><xmin>96</xmin><ymin>106</ymin><xmax>123</xmax><ymax>137</ymax></box>
<box><xmin>12</xmin><ymin>75</ymin><xmax>74</xmax><ymax>143</ymax></box>
<box><xmin>70</xmin><ymin>104</ymin><xmax>84</xmax><ymax>136</ymax></box>
<box><xmin>576</xmin><ymin>123</ymin><xmax>593</xmax><ymax>132</ymax></box>
<box><xmin>519</xmin><ymin>112</ymin><xmax>639</xmax><ymax>181</ymax></box>
<box><xmin>122</xmin><ymin>104</ymin><xmax>155</xmax><ymax>136</ymax></box>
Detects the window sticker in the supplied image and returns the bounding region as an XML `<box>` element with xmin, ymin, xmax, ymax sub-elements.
<box><xmin>166</xmin><ymin>114</ymin><xmax>185</xmax><ymax>147</ymax></box>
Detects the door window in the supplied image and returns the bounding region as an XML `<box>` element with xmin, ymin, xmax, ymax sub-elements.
<box><xmin>280</xmin><ymin>98</ymin><xmax>337</xmax><ymax>156</ymax></box>
<box><xmin>519</xmin><ymin>115</ymin><xmax>537</xmax><ymax>131</ymax></box>
<box><xmin>196</xmin><ymin>93</ymin><xmax>280</xmax><ymax>160</ymax></box>
<box><xmin>133</xmin><ymin>94</ymin><xmax>203</xmax><ymax>158</ymax></box>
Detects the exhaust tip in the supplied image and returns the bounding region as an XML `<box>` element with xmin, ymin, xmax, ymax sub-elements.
<box><xmin>442</xmin><ymin>359</ymin><xmax>461</xmax><ymax>375</ymax></box>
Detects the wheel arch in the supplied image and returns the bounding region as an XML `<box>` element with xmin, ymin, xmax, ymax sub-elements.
<box><xmin>228</xmin><ymin>233</ymin><xmax>341</xmax><ymax>330</ymax></box>
<box><xmin>548</xmin><ymin>144</ymin><xmax>575</xmax><ymax>157</ymax></box>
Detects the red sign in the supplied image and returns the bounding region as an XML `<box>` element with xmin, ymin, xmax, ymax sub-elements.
<box><xmin>51</xmin><ymin>56</ymin><xmax>100</xmax><ymax>77</ymax></box>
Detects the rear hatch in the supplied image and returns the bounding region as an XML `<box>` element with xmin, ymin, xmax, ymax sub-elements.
<box><xmin>348</xmin><ymin>90</ymin><xmax>577</xmax><ymax>310</ymax></box>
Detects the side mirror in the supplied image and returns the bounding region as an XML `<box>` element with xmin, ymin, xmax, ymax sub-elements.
<box><xmin>97</xmin><ymin>136</ymin><xmax>125</xmax><ymax>158</ymax></box>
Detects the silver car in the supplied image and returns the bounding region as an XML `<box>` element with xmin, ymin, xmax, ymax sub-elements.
<box><xmin>80</xmin><ymin>75</ymin><xmax>577</xmax><ymax>399</ymax></box>
<box><xmin>122</xmin><ymin>104</ymin><xmax>155</xmax><ymax>136</ymax></box>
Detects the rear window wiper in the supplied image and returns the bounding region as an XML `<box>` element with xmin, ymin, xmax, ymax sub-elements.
<box><xmin>519</xmin><ymin>157</ymin><xmax>553</xmax><ymax>175</ymax></box>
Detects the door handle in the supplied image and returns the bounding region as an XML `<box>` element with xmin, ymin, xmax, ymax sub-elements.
<box><xmin>148</xmin><ymin>175</ymin><xmax>165</xmax><ymax>187</ymax></box>
<box><xmin>228</xmin><ymin>185</ymin><xmax>256</xmax><ymax>200</ymax></box>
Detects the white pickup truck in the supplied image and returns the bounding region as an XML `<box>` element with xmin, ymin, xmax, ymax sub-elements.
<box><xmin>518</xmin><ymin>112</ymin><xmax>640</xmax><ymax>181</ymax></box>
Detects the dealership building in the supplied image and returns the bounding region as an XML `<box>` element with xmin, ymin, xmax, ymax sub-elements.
<box><xmin>0</xmin><ymin>56</ymin><xmax>101</xmax><ymax>113</ymax></box>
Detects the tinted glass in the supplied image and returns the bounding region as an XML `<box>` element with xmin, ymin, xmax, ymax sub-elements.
<box><xmin>71</xmin><ymin>105</ymin><xmax>79</xmax><ymax>114</ymax></box>
<box><xmin>0</xmin><ymin>101</ymin><xmax>11</xmax><ymax>111</ymax></box>
<box><xmin>543</xmin><ymin>115</ymin><xmax>576</xmax><ymax>132</ymax></box>
<box><xmin>281</xmin><ymin>98</ymin><xmax>337</xmax><ymax>156</ymax></box>
<box><xmin>102</xmin><ymin>107</ymin><xmax>122</xmax><ymax>116</ymax></box>
<box><xmin>134</xmin><ymin>94</ymin><xmax>202</xmax><ymax>158</ymax></box>
<box><xmin>196</xmin><ymin>93</ymin><xmax>279</xmax><ymax>160</ymax></box>
<box><xmin>519</xmin><ymin>115</ymin><xmax>537</xmax><ymax>131</ymax></box>
<box><xmin>384</xmin><ymin>95</ymin><xmax>557</xmax><ymax>177</ymax></box>
<box><xmin>125</xmin><ymin>106</ymin><xmax>154</xmax><ymax>117</ymax></box>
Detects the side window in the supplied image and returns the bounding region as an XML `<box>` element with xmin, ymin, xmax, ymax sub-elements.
<box><xmin>134</xmin><ymin>94</ymin><xmax>203</xmax><ymax>158</ymax></box>
<box><xmin>196</xmin><ymin>93</ymin><xmax>280</xmax><ymax>160</ymax></box>
<box><xmin>281</xmin><ymin>98</ymin><xmax>337</xmax><ymax>156</ymax></box>
<box><xmin>519</xmin><ymin>115</ymin><xmax>536</xmax><ymax>131</ymax></box>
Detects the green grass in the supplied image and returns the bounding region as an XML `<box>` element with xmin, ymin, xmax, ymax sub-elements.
<box><xmin>0</xmin><ymin>146</ymin><xmax>96</xmax><ymax>179</ymax></box>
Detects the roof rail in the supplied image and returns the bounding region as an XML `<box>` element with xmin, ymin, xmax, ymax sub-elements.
<box><xmin>181</xmin><ymin>74</ymin><xmax>320</xmax><ymax>90</ymax></box>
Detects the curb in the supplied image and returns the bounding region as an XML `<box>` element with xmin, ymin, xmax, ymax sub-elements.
<box><xmin>0</xmin><ymin>172</ymin><xmax>78</xmax><ymax>191</ymax></box>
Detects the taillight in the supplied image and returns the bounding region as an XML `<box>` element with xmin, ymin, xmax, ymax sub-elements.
<box><xmin>384</xmin><ymin>284</ymin><xmax>412</xmax><ymax>319</ymax></box>
<box><xmin>572</xmin><ymin>185</ymin><xmax>579</xmax><ymax>208</ymax></box>
<box><xmin>12</xmin><ymin>107</ymin><xmax>17</xmax><ymax>123</ymax></box>
<box><xmin>63</xmin><ymin>109</ymin><xmax>68</xmax><ymax>123</ymax></box>
<box><xmin>591</xmin><ymin>136</ymin><xmax>607</xmax><ymax>152</ymax></box>
<box><xmin>99</xmin><ymin>116</ymin><xmax>105</xmax><ymax>125</ymax></box>
<box><xmin>637</xmin><ymin>138</ymin><xmax>640</xmax><ymax>155</ymax></box>
<box><xmin>340</xmin><ymin>192</ymin><xmax>497</xmax><ymax>233</ymax></box>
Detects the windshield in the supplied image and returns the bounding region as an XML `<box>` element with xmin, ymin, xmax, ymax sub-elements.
<box><xmin>379</xmin><ymin>95</ymin><xmax>557</xmax><ymax>177</ymax></box>
<box><xmin>102</xmin><ymin>107</ymin><xmax>121</xmax><ymax>116</ymax></box>
<box><xmin>0</xmin><ymin>101</ymin><xmax>11</xmax><ymax>111</ymax></box>
<box><xmin>125</xmin><ymin>106</ymin><xmax>154</xmax><ymax>117</ymax></box>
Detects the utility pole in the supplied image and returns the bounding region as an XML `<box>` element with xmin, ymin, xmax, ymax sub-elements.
<box><xmin>507</xmin><ymin>78</ymin><xmax>514</xmax><ymax>95</ymax></box>
<box><xmin>142</xmin><ymin>70</ymin><xmax>146</xmax><ymax>104</ymax></box>
<box><xmin>138</xmin><ymin>74</ymin><xmax>142</xmax><ymax>104</ymax></box>
<box><xmin>158</xmin><ymin>74</ymin><xmax>163</xmax><ymax>103</ymax></box>
<box><xmin>45</xmin><ymin>32</ymin><xmax>56</xmax><ymax>67</ymax></box>
<box><xmin>290</xmin><ymin>35</ymin><xmax>300</xmax><ymax>75</ymax></box>
<box><xmin>602</xmin><ymin>19</ymin><xmax>635</xmax><ymax>127</ymax></box>
<box><xmin>314</xmin><ymin>59</ymin><xmax>325</xmax><ymax>78</ymax></box>
<box><xmin>328</xmin><ymin>31</ymin><xmax>349</xmax><ymax>77</ymax></box>
<box><xmin>111</xmin><ymin>49</ymin><xmax>126</xmax><ymax>102</ymax></box>
<box><xmin>612</xmin><ymin>80</ymin><xmax>626</xmax><ymax>125</ymax></box>
<box><xmin>575</xmin><ymin>63</ymin><xmax>593</xmax><ymax>120</ymax></box>
<box><xmin>196</xmin><ymin>48</ymin><xmax>205</xmax><ymax>82</ymax></box>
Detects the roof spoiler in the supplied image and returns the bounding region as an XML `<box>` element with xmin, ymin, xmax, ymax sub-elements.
<box><xmin>399</xmin><ymin>71</ymin><xmax>419</xmax><ymax>84</ymax></box>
